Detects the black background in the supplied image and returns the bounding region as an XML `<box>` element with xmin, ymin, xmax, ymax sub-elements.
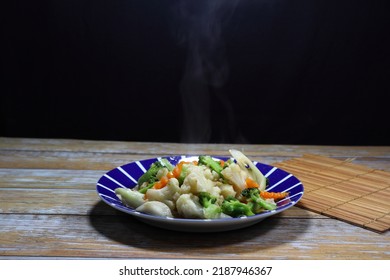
<box><xmin>2</xmin><ymin>0</ymin><xmax>389</xmax><ymax>145</ymax></box>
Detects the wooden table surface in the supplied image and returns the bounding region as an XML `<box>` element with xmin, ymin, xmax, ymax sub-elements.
<box><xmin>0</xmin><ymin>137</ymin><xmax>389</xmax><ymax>260</ymax></box>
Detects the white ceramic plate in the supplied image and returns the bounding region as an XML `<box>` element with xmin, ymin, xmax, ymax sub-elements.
<box><xmin>96</xmin><ymin>155</ymin><xmax>304</xmax><ymax>232</ymax></box>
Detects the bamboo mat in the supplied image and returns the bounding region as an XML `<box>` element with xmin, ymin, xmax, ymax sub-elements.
<box><xmin>274</xmin><ymin>154</ymin><xmax>390</xmax><ymax>232</ymax></box>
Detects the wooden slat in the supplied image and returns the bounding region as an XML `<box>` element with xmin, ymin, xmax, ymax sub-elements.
<box><xmin>0</xmin><ymin>150</ymin><xmax>138</xmax><ymax>170</ymax></box>
<box><xmin>0</xmin><ymin>169</ymin><xmax>103</xmax><ymax>189</ymax></box>
<box><xmin>0</xmin><ymin>189</ymin><xmax>101</xmax><ymax>215</ymax></box>
<box><xmin>1</xmin><ymin>137</ymin><xmax>390</xmax><ymax>171</ymax></box>
<box><xmin>2</xmin><ymin>137</ymin><xmax>390</xmax><ymax>157</ymax></box>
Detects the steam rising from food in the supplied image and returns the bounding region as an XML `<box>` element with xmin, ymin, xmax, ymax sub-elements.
<box><xmin>176</xmin><ymin>0</ymin><xmax>241</xmax><ymax>143</ymax></box>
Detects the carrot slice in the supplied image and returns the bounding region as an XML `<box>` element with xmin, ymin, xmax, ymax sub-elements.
<box><xmin>172</xmin><ymin>162</ymin><xmax>184</xmax><ymax>178</ymax></box>
<box><xmin>260</xmin><ymin>191</ymin><xmax>289</xmax><ymax>200</ymax></box>
<box><xmin>245</xmin><ymin>177</ymin><xmax>260</xmax><ymax>188</ymax></box>
<box><xmin>154</xmin><ymin>176</ymin><xmax>169</xmax><ymax>189</ymax></box>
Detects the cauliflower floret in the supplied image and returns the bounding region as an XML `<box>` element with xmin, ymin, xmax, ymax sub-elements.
<box><xmin>145</xmin><ymin>178</ymin><xmax>181</xmax><ymax>211</ymax></box>
<box><xmin>180</xmin><ymin>165</ymin><xmax>221</xmax><ymax>197</ymax></box>
<box><xmin>176</xmin><ymin>193</ymin><xmax>205</xmax><ymax>219</ymax></box>
<box><xmin>156</xmin><ymin>167</ymin><xmax>169</xmax><ymax>180</ymax></box>
<box><xmin>201</xmin><ymin>165</ymin><xmax>217</xmax><ymax>180</ymax></box>
<box><xmin>219</xmin><ymin>184</ymin><xmax>237</xmax><ymax>199</ymax></box>
<box><xmin>115</xmin><ymin>188</ymin><xmax>146</xmax><ymax>208</ymax></box>
<box><xmin>136</xmin><ymin>201</ymin><xmax>173</xmax><ymax>218</ymax></box>
<box><xmin>221</xmin><ymin>162</ymin><xmax>248</xmax><ymax>192</ymax></box>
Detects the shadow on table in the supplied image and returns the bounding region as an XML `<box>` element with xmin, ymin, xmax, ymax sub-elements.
<box><xmin>89</xmin><ymin>201</ymin><xmax>310</xmax><ymax>255</ymax></box>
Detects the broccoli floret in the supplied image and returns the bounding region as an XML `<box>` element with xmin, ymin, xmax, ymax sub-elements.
<box><xmin>224</xmin><ymin>195</ymin><xmax>239</xmax><ymax>202</ymax></box>
<box><xmin>138</xmin><ymin>181</ymin><xmax>155</xmax><ymax>194</ymax></box>
<box><xmin>137</xmin><ymin>161</ymin><xmax>169</xmax><ymax>193</ymax></box>
<box><xmin>198</xmin><ymin>155</ymin><xmax>224</xmax><ymax>177</ymax></box>
<box><xmin>138</xmin><ymin>161</ymin><xmax>163</xmax><ymax>186</ymax></box>
<box><xmin>221</xmin><ymin>199</ymin><xmax>255</xmax><ymax>217</ymax></box>
<box><xmin>198</xmin><ymin>192</ymin><xmax>222</xmax><ymax>219</ymax></box>
<box><xmin>241</xmin><ymin>188</ymin><xmax>277</xmax><ymax>211</ymax></box>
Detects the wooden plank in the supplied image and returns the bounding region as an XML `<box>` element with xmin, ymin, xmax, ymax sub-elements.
<box><xmin>1</xmin><ymin>150</ymin><xmax>390</xmax><ymax>173</ymax></box>
<box><xmin>0</xmin><ymin>214</ymin><xmax>388</xmax><ymax>259</ymax></box>
<box><xmin>0</xmin><ymin>189</ymin><xmax>103</xmax><ymax>215</ymax></box>
<box><xmin>0</xmin><ymin>150</ymin><xmax>134</xmax><ymax>170</ymax></box>
<box><xmin>0</xmin><ymin>169</ymin><xmax>103</xmax><ymax>189</ymax></box>
<box><xmin>1</xmin><ymin>137</ymin><xmax>390</xmax><ymax>172</ymax></box>
<box><xmin>2</xmin><ymin>137</ymin><xmax>390</xmax><ymax>158</ymax></box>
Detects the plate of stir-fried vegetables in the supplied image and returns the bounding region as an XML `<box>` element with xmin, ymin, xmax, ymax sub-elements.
<box><xmin>96</xmin><ymin>149</ymin><xmax>304</xmax><ymax>232</ymax></box>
